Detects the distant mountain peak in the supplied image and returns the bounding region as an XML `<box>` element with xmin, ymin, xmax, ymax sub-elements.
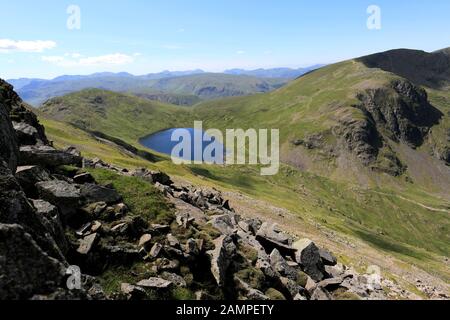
<box><xmin>224</xmin><ymin>65</ymin><xmax>325</xmax><ymax>79</ymax></box>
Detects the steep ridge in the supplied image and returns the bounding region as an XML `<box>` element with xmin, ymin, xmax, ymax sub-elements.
<box><xmin>193</xmin><ymin>55</ymin><xmax>449</xmax><ymax>184</ymax></box>
<box><xmin>357</xmin><ymin>48</ymin><xmax>450</xmax><ymax>89</ymax></box>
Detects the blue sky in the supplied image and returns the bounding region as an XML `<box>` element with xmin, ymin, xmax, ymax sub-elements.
<box><xmin>1</xmin><ymin>0</ymin><xmax>450</xmax><ymax>79</ymax></box>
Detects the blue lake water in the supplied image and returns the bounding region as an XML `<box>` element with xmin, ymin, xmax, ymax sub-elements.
<box><xmin>139</xmin><ymin>128</ymin><xmax>226</xmax><ymax>163</ymax></box>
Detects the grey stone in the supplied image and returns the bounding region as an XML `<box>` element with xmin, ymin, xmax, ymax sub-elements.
<box><xmin>257</xmin><ymin>222</ymin><xmax>292</xmax><ymax>245</ymax></box>
<box><xmin>13</xmin><ymin>121</ymin><xmax>38</xmax><ymax>145</ymax></box>
<box><xmin>15</xmin><ymin>165</ymin><xmax>52</xmax><ymax>197</ymax></box>
<box><xmin>208</xmin><ymin>214</ymin><xmax>236</xmax><ymax>235</ymax></box>
<box><xmin>207</xmin><ymin>235</ymin><xmax>236</xmax><ymax>286</ymax></box>
<box><xmin>77</xmin><ymin>233</ymin><xmax>98</xmax><ymax>255</ymax></box>
<box><xmin>138</xmin><ymin>234</ymin><xmax>152</xmax><ymax>249</ymax></box>
<box><xmin>310</xmin><ymin>286</ymin><xmax>333</xmax><ymax>300</ymax></box>
<box><xmin>167</xmin><ymin>234</ymin><xmax>180</xmax><ymax>248</ymax></box>
<box><xmin>161</xmin><ymin>272</ymin><xmax>186</xmax><ymax>287</ymax></box>
<box><xmin>0</xmin><ymin>224</ymin><xmax>65</xmax><ymax>300</ymax></box>
<box><xmin>73</xmin><ymin>172</ymin><xmax>95</xmax><ymax>184</ymax></box>
<box><xmin>121</xmin><ymin>283</ymin><xmax>147</xmax><ymax>300</ymax></box>
<box><xmin>150</xmin><ymin>243</ymin><xmax>163</xmax><ymax>258</ymax></box>
<box><xmin>19</xmin><ymin>145</ymin><xmax>82</xmax><ymax>168</ymax></box>
<box><xmin>319</xmin><ymin>248</ymin><xmax>337</xmax><ymax>266</ymax></box>
<box><xmin>36</xmin><ymin>180</ymin><xmax>81</xmax><ymax>219</ymax></box>
<box><xmin>293</xmin><ymin>239</ymin><xmax>326</xmax><ymax>281</ymax></box>
<box><xmin>136</xmin><ymin>278</ymin><xmax>172</xmax><ymax>289</ymax></box>
<box><xmin>31</xmin><ymin>199</ymin><xmax>68</xmax><ymax>254</ymax></box>
<box><xmin>185</xmin><ymin>238</ymin><xmax>200</xmax><ymax>255</ymax></box>
<box><xmin>318</xmin><ymin>277</ymin><xmax>345</xmax><ymax>291</ymax></box>
<box><xmin>80</xmin><ymin>183</ymin><xmax>122</xmax><ymax>205</ymax></box>
<box><xmin>280</xmin><ymin>277</ymin><xmax>302</xmax><ymax>298</ymax></box>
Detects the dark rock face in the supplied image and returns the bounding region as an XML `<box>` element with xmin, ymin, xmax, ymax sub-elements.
<box><xmin>356</xmin><ymin>80</ymin><xmax>442</xmax><ymax>148</ymax></box>
<box><xmin>358</xmin><ymin>49</ymin><xmax>450</xmax><ymax>89</ymax></box>
<box><xmin>31</xmin><ymin>199</ymin><xmax>69</xmax><ymax>255</ymax></box>
<box><xmin>293</xmin><ymin>239</ymin><xmax>326</xmax><ymax>282</ymax></box>
<box><xmin>0</xmin><ymin>81</ymin><xmax>19</xmax><ymax>172</ymax></box>
<box><xmin>335</xmin><ymin>116</ymin><xmax>381</xmax><ymax>166</ymax></box>
<box><xmin>0</xmin><ymin>224</ymin><xmax>66</xmax><ymax>300</ymax></box>
<box><xmin>19</xmin><ymin>145</ymin><xmax>82</xmax><ymax>168</ymax></box>
<box><xmin>80</xmin><ymin>184</ymin><xmax>122</xmax><ymax>205</ymax></box>
<box><xmin>15</xmin><ymin>165</ymin><xmax>52</xmax><ymax>198</ymax></box>
<box><xmin>36</xmin><ymin>180</ymin><xmax>81</xmax><ymax>220</ymax></box>
<box><xmin>333</xmin><ymin>79</ymin><xmax>443</xmax><ymax>175</ymax></box>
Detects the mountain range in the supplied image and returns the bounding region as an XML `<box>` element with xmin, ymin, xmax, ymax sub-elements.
<box><xmin>8</xmin><ymin>65</ymin><xmax>324</xmax><ymax>107</ymax></box>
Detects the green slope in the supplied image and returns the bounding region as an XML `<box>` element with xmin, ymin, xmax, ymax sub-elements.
<box><xmin>38</xmin><ymin>49</ymin><xmax>450</xmax><ymax>282</ymax></box>
<box><xmin>14</xmin><ymin>73</ymin><xmax>288</xmax><ymax>106</ymax></box>
<box><xmin>40</xmin><ymin>89</ymin><xmax>192</xmax><ymax>144</ymax></box>
<box><xmin>148</xmin><ymin>73</ymin><xmax>287</xmax><ymax>100</ymax></box>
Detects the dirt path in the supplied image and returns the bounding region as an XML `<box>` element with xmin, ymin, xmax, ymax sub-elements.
<box><xmin>371</xmin><ymin>191</ymin><xmax>450</xmax><ymax>213</ymax></box>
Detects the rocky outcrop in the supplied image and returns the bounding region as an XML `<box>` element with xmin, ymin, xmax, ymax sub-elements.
<box><xmin>0</xmin><ymin>224</ymin><xmax>66</xmax><ymax>300</ymax></box>
<box><xmin>333</xmin><ymin>78</ymin><xmax>443</xmax><ymax>174</ymax></box>
<box><xmin>356</xmin><ymin>80</ymin><xmax>442</xmax><ymax>148</ymax></box>
<box><xmin>0</xmin><ymin>80</ymin><xmax>19</xmax><ymax>171</ymax></box>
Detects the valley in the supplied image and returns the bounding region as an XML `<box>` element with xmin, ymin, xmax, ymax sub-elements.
<box><xmin>34</xmin><ymin>48</ymin><xmax>450</xmax><ymax>298</ymax></box>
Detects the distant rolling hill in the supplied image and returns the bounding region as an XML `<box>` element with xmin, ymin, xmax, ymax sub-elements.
<box><xmin>40</xmin><ymin>48</ymin><xmax>450</xmax><ymax>189</ymax></box>
<box><xmin>9</xmin><ymin>71</ymin><xmax>288</xmax><ymax>106</ymax></box>
<box><xmin>39</xmin><ymin>48</ymin><xmax>450</xmax><ymax>285</ymax></box>
<box><xmin>146</xmin><ymin>73</ymin><xmax>287</xmax><ymax>100</ymax></box>
<box><xmin>225</xmin><ymin>64</ymin><xmax>325</xmax><ymax>79</ymax></box>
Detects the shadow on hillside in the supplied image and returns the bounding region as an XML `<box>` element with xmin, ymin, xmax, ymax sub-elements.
<box><xmin>357</xmin><ymin>49</ymin><xmax>450</xmax><ymax>89</ymax></box>
<box><xmin>353</xmin><ymin>229</ymin><xmax>431</xmax><ymax>261</ymax></box>
<box><xmin>190</xmin><ymin>166</ymin><xmax>253</xmax><ymax>189</ymax></box>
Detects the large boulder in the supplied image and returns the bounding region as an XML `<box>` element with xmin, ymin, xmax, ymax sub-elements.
<box><xmin>136</xmin><ymin>277</ymin><xmax>172</xmax><ymax>289</ymax></box>
<box><xmin>15</xmin><ymin>165</ymin><xmax>52</xmax><ymax>197</ymax></box>
<box><xmin>31</xmin><ymin>199</ymin><xmax>68</xmax><ymax>254</ymax></box>
<box><xmin>0</xmin><ymin>163</ymin><xmax>63</xmax><ymax>260</ymax></box>
<box><xmin>80</xmin><ymin>183</ymin><xmax>122</xmax><ymax>205</ymax></box>
<box><xmin>13</xmin><ymin>121</ymin><xmax>40</xmax><ymax>146</ymax></box>
<box><xmin>208</xmin><ymin>214</ymin><xmax>237</xmax><ymax>236</ymax></box>
<box><xmin>255</xmin><ymin>223</ymin><xmax>296</xmax><ymax>258</ymax></box>
<box><xmin>36</xmin><ymin>180</ymin><xmax>81</xmax><ymax>220</ymax></box>
<box><xmin>207</xmin><ymin>235</ymin><xmax>237</xmax><ymax>286</ymax></box>
<box><xmin>131</xmin><ymin>168</ymin><xmax>173</xmax><ymax>186</ymax></box>
<box><xmin>0</xmin><ymin>224</ymin><xmax>66</xmax><ymax>300</ymax></box>
<box><xmin>319</xmin><ymin>248</ymin><xmax>337</xmax><ymax>266</ymax></box>
<box><xmin>269</xmin><ymin>249</ymin><xmax>299</xmax><ymax>281</ymax></box>
<box><xmin>19</xmin><ymin>145</ymin><xmax>82</xmax><ymax>168</ymax></box>
<box><xmin>293</xmin><ymin>239</ymin><xmax>326</xmax><ymax>281</ymax></box>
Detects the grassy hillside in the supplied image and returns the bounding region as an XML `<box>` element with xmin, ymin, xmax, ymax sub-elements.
<box><xmin>148</xmin><ymin>73</ymin><xmax>287</xmax><ymax>100</ymax></box>
<box><xmin>40</xmin><ymin>89</ymin><xmax>192</xmax><ymax>144</ymax></box>
<box><xmin>12</xmin><ymin>72</ymin><xmax>288</xmax><ymax>106</ymax></box>
<box><xmin>38</xmin><ymin>49</ymin><xmax>450</xmax><ymax>284</ymax></box>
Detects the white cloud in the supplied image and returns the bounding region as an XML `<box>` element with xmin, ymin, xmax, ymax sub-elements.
<box><xmin>64</xmin><ymin>52</ymin><xmax>83</xmax><ymax>58</ymax></box>
<box><xmin>0</xmin><ymin>39</ymin><xmax>56</xmax><ymax>53</ymax></box>
<box><xmin>236</xmin><ymin>50</ymin><xmax>246</xmax><ymax>55</ymax></box>
<box><xmin>177</xmin><ymin>28</ymin><xmax>185</xmax><ymax>33</ymax></box>
<box><xmin>42</xmin><ymin>53</ymin><xmax>134</xmax><ymax>67</ymax></box>
<box><xmin>79</xmin><ymin>53</ymin><xmax>134</xmax><ymax>66</ymax></box>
